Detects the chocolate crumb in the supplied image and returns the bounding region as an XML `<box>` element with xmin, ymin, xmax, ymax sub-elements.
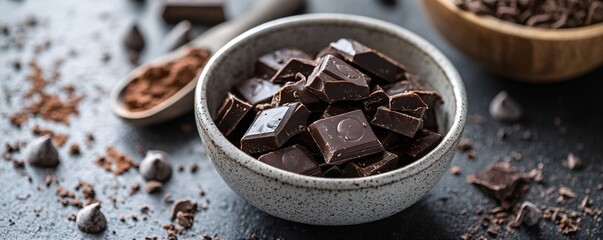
<box><xmin>68</xmin><ymin>213</ymin><xmax>77</xmax><ymax>221</ymax></box>
<box><xmin>565</xmin><ymin>153</ymin><xmax>582</xmax><ymax>170</ymax></box>
<box><xmin>32</xmin><ymin>125</ymin><xmax>68</xmax><ymax>147</ymax></box>
<box><xmin>131</xmin><ymin>213</ymin><xmax>138</xmax><ymax>221</ymax></box>
<box><xmin>559</xmin><ymin>186</ymin><xmax>577</xmax><ymax>198</ymax></box>
<box><xmin>69</xmin><ymin>143</ymin><xmax>80</xmax><ymax>155</ymax></box>
<box><xmin>450</xmin><ymin>166</ymin><xmax>462</xmax><ymax>175</ymax></box>
<box><xmin>130</xmin><ymin>182</ymin><xmax>141</xmax><ymax>195</ymax></box>
<box><xmin>118</xmin><ymin>214</ymin><xmax>126</xmax><ymax>222</ymax></box>
<box><xmin>163</xmin><ymin>193</ymin><xmax>174</xmax><ymax>203</ymax></box>
<box><xmin>144</xmin><ymin>180</ymin><xmax>163</xmax><ymax>193</ymax></box>
<box><xmin>44</xmin><ymin>175</ymin><xmax>52</xmax><ymax>187</ymax></box>
<box><xmin>190</xmin><ymin>163</ymin><xmax>198</xmax><ymax>173</ymax></box>
<box><xmin>511</xmin><ymin>201</ymin><xmax>541</xmax><ymax>227</ymax></box>
<box><xmin>95</xmin><ymin>147</ymin><xmax>137</xmax><ymax>175</ymax></box>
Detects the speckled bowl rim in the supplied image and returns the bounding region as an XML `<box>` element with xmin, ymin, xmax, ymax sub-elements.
<box><xmin>195</xmin><ymin>13</ymin><xmax>467</xmax><ymax>190</ymax></box>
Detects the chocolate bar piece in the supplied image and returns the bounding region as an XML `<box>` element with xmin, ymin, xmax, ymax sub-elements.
<box><xmin>256</xmin><ymin>49</ymin><xmax>311</xmax><ymax>78</ymax></box>
<box><xmin>306</xmin><ymin>55</ymin><xmax>370</xmax><ymax>103</ymax></box>
<box><xmin>270</xmin><ymin>58</ymin><xmax>316</xmax><ymax>83</ymax></box>
<box><xmin>271</xmin><ymin>79</ymin><xmax>325</xmax><ymax>112</ymax></box>
<box><xmin>342</xmin><ymin>151</ymin><xmax>398</xmax><ymax>177</ymax></box>
<box><xmin>397</xmin><ymin>129</ymin><xmax>442</xmax><ymax>159</ymax></box>
<box><xmin>214</xmin><ymin>93</ymin><xmax>252</xmax><ymax>136</ymax></box>
<box><xmin>320</xmin><ymin>103</ymin><xmax>359</xmax><ymax>119</ymax></box>
<box><xmin>241</xmin><ymin>102</ymin><xmax>310</xmax><ymax>154</ymax></box>
<box><xmin>258</xmin><ymin>145</ymin><xmax>322</xmax><ymax>177</ymax></box>
<box><xmin>389</xmin><ymin>92</ymin><xmax>428</xmax><ymax>118</ymax></box>
<box><xmin>364</xmin><ymin>85</ymin><xmax>390</xmax><ymax>112</ymax></box>
<box><xmin>308</xmin><ymin>110</ymin><xmax>384</xmax><ymax>164</ymax></box>
<box><xmin>161</xmin><ymin>0</ymin><xmax>225</xmax><ymax>25</ymax></box>
<box><xmin>374</xmin><ymin>128</ymin><xmax>405</xmax><ymax>150</ymax></box>
<box><xmin>329</xmin><ymin>38</ymin><xmax>407</xmax><ymax>82</ymax></box>
<box><xmin>371</xmin><ymin>106</ymin><xmax>423</xmax><ymax>138</ymax></box>
<box><xmin>235</xmin><ymin>78</ymin><xmax>281</xmax><ymax>105</ymax></box>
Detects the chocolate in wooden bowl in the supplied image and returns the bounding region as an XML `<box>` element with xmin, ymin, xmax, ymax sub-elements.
<box><xmin>421</xmin><ymin>0</ymin><xmax>603</xmax><ymax>82</ymax></box>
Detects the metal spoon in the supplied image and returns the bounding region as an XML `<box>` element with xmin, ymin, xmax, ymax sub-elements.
<box><xmin>110</xmin><ymin>0</ymin><xmax>305</xmax><ymax>126</ymax></box>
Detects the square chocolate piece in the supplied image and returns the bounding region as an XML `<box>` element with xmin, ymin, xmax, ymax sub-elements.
<box><xmin>308</xmin><ymin>110</ymin><xmax>384</xmax><ymax>165</ymax></box>
<box><xmin>214</xmin><ymin>93</ymin><xmax>252</xmax><ymax>136</ymax></box>
<box><xmin>241</xmin><ymin>102</ymin><xmax>310</xmax><ymax>154</ymax></box>
<box><xmin>258</xmin><ymin>145</ymin><xmax>322</xmax><ymax>177</ymax></box>
<box><xmin>397</xmin><ymin>129</ymin><xmax>442</xmax><ymax>159</ymax></box>
<box><xmin>256</xmin><ymin>48</ymin><xmax>311</xmax><ymax>78</ymax></box>
<box><xmin>342</xmin><ymin>151</ymin><xmax>398</xmax><ymax>177</ymax></box>
<box><xmin>270</xmin><ymin>58</ymin><xmax>316</xmax><ymax>83</ymax></box>
<box><xmin>364</xmin><ymin>85</ymin><xmax>390</xmax><ymax>112</ymax></box>
<box><xmin>371</xmin><ymin>106</ymin><xmax>423</xmax><ymax>138</ymax></box>
<box><xmin>389</xmin><ymin>92</ymin><xmax>428</xmax><ymax>118</ymax></box>
<box><xmin>329</xmin><ymin>38</ymin><xmax>407</xmax><ymax>82</ymax></box>
<box><xmin>235</xmin><ymin>78</ymin><xmax>282</xmax><ymax>105</ymax></box>
<box><xmin>306</xmin><ymin>55</ymin><xmax>370</xmax><ymax>104</ymax></box>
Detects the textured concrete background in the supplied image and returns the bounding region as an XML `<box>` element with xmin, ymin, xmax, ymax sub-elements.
<box><xmin>0</xmin><ymin>0</ymin><xmax>602</xmax><ymax>239</ymax></box>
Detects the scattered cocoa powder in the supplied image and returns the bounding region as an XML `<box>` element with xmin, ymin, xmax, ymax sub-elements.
<box><xmin>123</xmin><ymin>48</ymin><xmax>210</xmax><ymax>111</ymax></box>
<box><xmin>32</xmin><ymin>125</ymin><xmax>68</xmax><ymax>147</ymax></box>
<box><xmin>95</xmin><ymin>147</ymin><xmax>138</xmax><ymax>175</ymax></box>
<box><xmin>76</xmin><ymin>180</ymin><xmax>97</xmax><ymax>205</ymax></box>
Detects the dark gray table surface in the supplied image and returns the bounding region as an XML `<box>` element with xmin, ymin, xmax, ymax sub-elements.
<box><xmin>1</xmin><ymin>0</ymin><xmax>602</xmax><ymax>239</ymax></box>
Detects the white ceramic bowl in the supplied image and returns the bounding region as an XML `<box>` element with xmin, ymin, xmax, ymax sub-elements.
<box><xmin>195</xmin><ymin>13</ymin><xmax>467</xmax><ymax>225</ymax></box>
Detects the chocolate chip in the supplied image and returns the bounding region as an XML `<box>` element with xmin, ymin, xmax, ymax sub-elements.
<box><xmin>140</xmin><ymin>150</ymin><xmax>173</xmax><ymax>182</ymax></box>
<box><xmin>123</xmin><ymin>23</ymin><xmax>145</xmax><ymax>52</ymax></box>
<box><xmin>26</xmin><ymin>135</ymin><xmax>60</xmax><ymax>168</ymax></box>
<box><xmin>512</xmin><ymin>201</ymin><xmax>541</xmax><ymax>227</ymax></box>
<box><xmin>489</xmin><ymin>91</ymin><xmax>523</xmax><ymax>122</ymax></box>
<box><xmin>76</xmin><ymin>203</ymin><xmax>107</xmax><ymax>233</ymax></box>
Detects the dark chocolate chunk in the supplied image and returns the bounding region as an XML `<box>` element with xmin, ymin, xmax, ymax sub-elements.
<box><xmin>258</xmin><ymin>145</ymin><xmax>322</xmax><ymax>176</ymax></box>
<box><xmin>397</xmin><ymin>129</ymin><xmax>442</xmax><ymax>159</ymax></box>
<box><xmin>161</xmin><ymin>0</ymin><xmax>225</xmax><ymax>25</ymax></box>
<box><xmin>329</xmin><ymin>38</ymin><xmax>406</xmax><ymax>82</ymax></box>
<box><xmin>466</xmin><ymin>162</ymin><xmax>528</xmax><ymax>201</ymax></box>
<box><xmin>285</xmin><ymin>130</ymin><xmax>321</xmax><ymax>156</ymax></box>
<box><xmin>241</xmin><ymin>103</ymin><xmax>310</xmax><ymax>154</ymax></box>
<box><xmin>342</xmin><ymin>151</ymin><xmax>398</xmax><ymax>177</ymax></box>
<box><xmin>215</xmin><ymin>93</ymin><xmax>252</xmax><ymax>136</ymax></box>
<box><xmin>314</xmin><ymin>45</ymin><xmax>344</xmax><ymax>61</ymax></box>
<box><xmin>256</xmin><ymin>48</ymin><xmax>311</xmax><ymax>78</ymax></box>
<box><xmin>364</xmin><ymin>85</ymin><xmax>390</xmax><ymax>112</ymax></box>
<box><xmin>389</xmin><ymin>92</ymin><xmax>428</xmax><ymax>118</ymax></box>
<box><xmin>371</xmin><ymin>106</ymin><xmax>423</xmax><ymax>138</ymax></box>
<box><xmin>123</xmin><ymin>23</ymin><xmax>145</xmax><ymax>52</ymax></box>
<box><xmin>170</xmin><ymin>199</ymin><xmax>197</xmax><ymax>220</ymax></box>
<box><xmin>234</xmin><ymin>78</ymin><xmax>281</xmax><ymax>105</ymax></box>
<box><xmin>26</xmin><ymin>135</ymin><xmax>60</xmax><ymax>168</ymax></box>
<box><xmin>306</xmin><ymin>55</ymin><xmax>370</xmax><ymax>103</ymax></box>
<box><xmin>270</xmin><ymin>58</ymin><xmax>316</xmax><ymax>83</ymax></box>
<box><xmin>308</xmin><ymin>110</ymin><xmax>384</xmax><ymax>164</ymax></box>
<box><xmin>489</xmin><ymin>91</ymin><xmax>523</xmax><ymax>122</ymax></box>
<box><xmin>139</xmin><ymin>150</ymin><xmax>173</xmax><ymax>183</ymax></box>
<box><xmin>374</xmin><ymin>128</ymin><xmax>405</xmax><ymax>150</ymax></box>
<box><xmin>271</xmin><ymin>79</ymin><xmax>325</xmax><ymax>112</ymax></box>
<box><xmin>76</xmin><ymin>203</ymin><xmax>107</xmax><ymax>233</ymax></box>
<box><xmin>320</xmin><ymin>103</ymin><xmax>359</xmax><ymax>119</ymax></box>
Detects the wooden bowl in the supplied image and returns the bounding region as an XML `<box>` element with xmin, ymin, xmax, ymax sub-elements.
<box><xmin>421</xmin><ymin>0</ymin><xmax>603</xmax><ymax>82</ymax></box>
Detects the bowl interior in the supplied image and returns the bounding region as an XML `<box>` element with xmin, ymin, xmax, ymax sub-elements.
<box><xmin>198</xmin><ymin>14</ymin><xmax>465</xmax><ymax>186</ymax></box>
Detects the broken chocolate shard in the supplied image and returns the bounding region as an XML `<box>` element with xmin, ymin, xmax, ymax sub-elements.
<box><xmin>396</xmin><ymin>129</ymin><xmax>442</xmax><ymax>159</ymax></box>
<box><xmin>215</xmin><ymin>93</ymin><xmax>252</xmax><ymax>136</ymax></box>
<box><xmin>364</xmin><ymin>85</ymin><xmax>390</xmax><ymax>112</ymax></box>
<box><xmin>234</xmin><ymin>78</ymin><xmax>281</xmax><ymax>105</ymax></box>
<box><xmin>256</xmin><ymin>48</ymin><xmax>312</xmax><ymax>78</ymax></box>
<box><xmin>489</xmin><ymin>91</ymin><xmax>523</xmax><ymax>122</ymax></box>
<box><xmin>306</xmin><ymin>55</ymin><xmax>370</xmax><ymax>103</ymax></box>
<box><xmin>161</xmin><ymin>0</ymin><xmax>225</xmax><ymax>25</ymax></box>
<box><xmin>389</xmin><ymin>92</ymin><xmax>428</xmax><ymax>118</ymax></box>
<box><xmin>270</xmin><ymin>58</ymin><xmax>316</xmax><ymax>83</ymax></box>
<box><xmin>308</xmin><ymin>110</ymin><xmax>384</xmax><ymax>165</ymax></box>
<box><xmin>342</xmin><ymin>151</ymin><xmax>398</xmax><ymax>177</ymax></box>
<box><xmin>76</xmin><ymin>203</ymin><xmax>107</xmax><ymax>233</ymax></box>
<box><xmin>271</xmin><ymin>79</ymin><xmax>325</xmax><ymax>112</ymax></box>
<box><xmin>258</xmin><ymin>145</ymin><xmax>322</xmax><ymax>177</ymax></box>
<box><xmin>241</xmin><ymin>102</ymin><xmax>310</xmax><ymax>154</ymax></box>
<box><xmin>565</xmin><ymin>153</ymin><xmax>582</xmax><ymax>170</ymax></box>
<box><xmin>26</xmin><ymin>135</ymin><xmax>60</xmax><ymax>168</ymax></box>
<box><xmin>329</xmin><ymin>38</ymin><xmax>407</xmax><ymax>82</ymax></box>
<box><xmin>139</xmin><ymin>150</ymin><xmax>173</xmax><ymax>183</ymax></box>
<box><xmin>467</xmin><ymin>162</ymin><xmax>530</xmax><ymax>202</ymax></box>
<box><xmin>170</xmin><ymin>199</ymin><xmax>197</xmax><ymax>220</ymax></box>
<box><xmin>371</xmin><ymin>106</ymin><xmax>423</xmax><ymax>138</ymax></box>
<box><xmin>123</xmin><ymin>23</ymin><xmax>145</xmax><ymax>52</ymax></box>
